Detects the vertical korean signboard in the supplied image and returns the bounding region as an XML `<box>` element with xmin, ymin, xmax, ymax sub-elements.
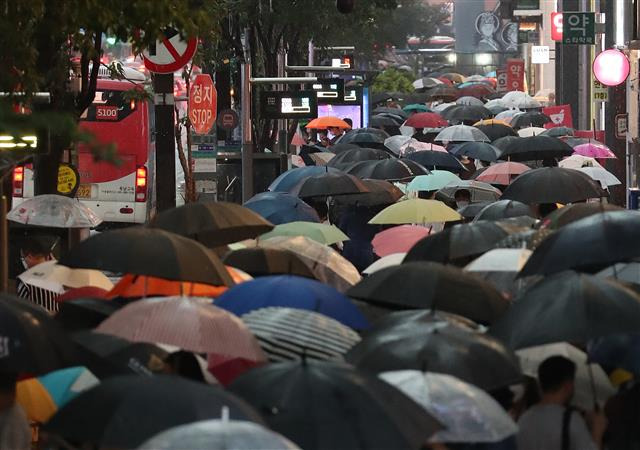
<box><xmin>496</xmin><ymin>69</ymin><xmax>508</xmax><ymax>93</ymax></box>
<box><xmin>506</xmin><ymin>59</ymin><xmax>525</xmax><ymax>92</ymax></box>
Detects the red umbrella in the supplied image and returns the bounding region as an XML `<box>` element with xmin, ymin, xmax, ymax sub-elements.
<box><xmin>476</xmin><ymin>162</ymin><xmax>531</xmax><ymax>185</ymax></box>
<box><xmin>405</xmin><ymin>112</ymin><xmax>449</xmax><ymax>129</ymax></box>
<box><xmin>372</xmin><ymin>225</ymin><xmax>431</xmax><ymax>257</ymax></box>
<box><xmin>458</xmin><ymin>84</ymin><xmax>496</xmax><ymax>99</ymax></box>
<box><xmin>437</xmin><ymin>77</ymin><xmax>454</xmax><ymax>86</ymax></box>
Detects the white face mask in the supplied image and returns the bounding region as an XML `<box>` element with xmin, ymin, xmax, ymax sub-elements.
<box><xmin>456</xmin><ymin>200</ymin><xmax>470</xmax><ymax>209</ymax></box>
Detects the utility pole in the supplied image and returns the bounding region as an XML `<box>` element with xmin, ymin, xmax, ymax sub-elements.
<box><xmin>241</xmin><ymin>30</ymin><xmax>254</xmax><ymax>203</ymax></box>
<box><xmin>153</xmin><ymin>73</ymin><xmax>176</xmax><ymax>212</ymax></box>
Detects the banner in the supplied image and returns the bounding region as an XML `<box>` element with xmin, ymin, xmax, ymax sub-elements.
<box><xmin>496</xmin><ymin>69</ymin><xmax>508</xmax><ymax>92</ymax></box>
<box><xmin>506</xmin><ymin>59</ymin><xmax>525</xmax><ymax>92</ymax></box>
<box><xmin>543</xmin><ymin>104</ymin><xmax>574</xmax><ymax>128</ymax></box>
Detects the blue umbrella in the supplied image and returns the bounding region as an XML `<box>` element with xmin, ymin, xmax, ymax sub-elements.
<box><xmin>268</xmin><ymin>166</ymin><xmax>342</xmax><ymax>192</ymax></box>
<box><xmin>588</xmin><ymin>334</ymin><xmax>640</xmax><ymax>375</ymax></box>
<box><xmin>214</xmin><ymin>275</ymin><xmax>369</xmax><ymax>330</ymax></box>
<box><xmin>244</xmin><ymin>192</ymin><xmax>320</xmax><ymax>224</ymax></box>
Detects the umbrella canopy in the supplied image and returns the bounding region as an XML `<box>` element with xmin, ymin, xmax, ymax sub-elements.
<box><xmin>97</xmin><ymin>296</ymin><xmax>266</xmax><ymax>362</ymax></box>
<box><xmin>407</xmin><ymin>171</ymin><xmax>462</xmax><ymax>192</ymax></box>
<box><xmin>597</xmin><ymin>261</ymin><xmax>640</xmax><ymax>285</ymax></box>
<box><xmin>402</xmin><ymin>103</ymin><xmax>430</xmax><ymax>113</ymax></box>
<box><xmin>346</xmin><ymin>314</ymin><xmax>521</xmax><ymax>390</ymax></box>
<box><xmin>517</xmin><ymin>126</ymin><xmax>547</xmax><ymax>137</ymax></box>
<box><xmin>489</xmin><ymin>272</ymin><xmax>640</xmax><ymax>349</ymax></box>
<box><xmin>558</xmin><ymin>154</ymin><xmax>603</xmax><ymax>169</ymax></box>
<box><xmin>405</xmin><ymin>112</ymin><xmax>449</xmax><ymax>128</ymax></box>
<box><xmin>457</xmin><ymin>201</ymin><xmax>494</xmax><ymax>219</ymax></box>
<box><xmin>405</xmin><ymin>150</ymin><xmax>467</xmax><ymax>172</ymax></box>
<box><xmin>347</xmin><ymin>261</ymin><xmax>508</xmax><ymax>324</ymax></box>
<box><xmin>540</xmin><ymin>202</ymin><xmax>623</xmax><ymax>230</ymax></box>
<box><xmin>105</xmin><ymin>273</ymin><xmax>236</xmax><ymax>300</ymax></box>
<box><xmin>441</xmin><ymin>105</ymin><xmax>493</xmax><ymax>124</ymax></box>
<box><xmin>501</xmin><ymin>91</ymin><xmax>529</xmax><ymax>107</ymax></box>
<box><xmin>334</xmin><ymin>178</ymin><xmax>404</xmax><ymax>206</ymax></box>
<box><xmin>370</xmin><ymin>115</ymin><xmax>401</xmax><ymax>128</ymax></box>
<box><xmin>494</xmin><ymin>109</ymin><xmax>523</xmax><ymax>123</ymax></box>
<box><xmin>458</xmin><ymin>83</ymin><xmax>496</xmax><ymax>99</ymax></box>
<box><xmin>494</xmin><ymin>228</ymin><xmax>554</xmax><ymax>251</ymax></box>
<box><xmin>510</xmin><ymin>111</ymin><xmax>552</xmax><ymax>129</ymax></box>
<box><xmin>380</xmin><ymin>371</ymin><xmax>518</xmax><ymax>444</ymax></box>
<box><xmin>573</xmin><ymin>142</ymin><xmax>617</xmax><ymax>159</ymax></box>
<box><xmin>305</xmin><ymin>116</ymin><xmax>351</xmax><ymax>130</ymax></box>
<box><xmin>244</xmin><ymin>192</ymin><xmax>320</xmax><ymax>225</ymax></box>
<box><xmin>44</xmin><ymin>375</ymin><xmax>264</xmax><ymax>448</ymax></box>
<box><xmin>268</xmin><ymin>166</ymin><xmax>342</xmax><ymax>192</ymax></box>
<box><xmin>259</xmin><ymin>222</ymin><xmax>348</xmax><ymax>245</ymax></box>
<box><xmin>441</xmin><ymin>72</ymin><xmax>465</xmax><ymax>83</ymax></box>
<box><xmin>588</xmin><ymin>333</ymin><xmax>640</xmax><ymax>376</ymax></box>
<box><xmin>369</xmin><ymin>199</ymin><xmax>462</xmax><ymax>225</ymax></box>
<box><xmin>384</xmin><ymin>135</ymin><xmax>412</xmax><ymax>155</ymax></box>
<box><xmin>466</xmin><ymin>248</ymin><xmax>532</xmax><ymax>272</ymax></box>
<box><xmin>329</xmin><ymin>142</ymin><xmax>361</xmax><ymax>153</ymax></box>
<box><xmin>59</xmin><ymin>228</ymin><xmax>234</xmax><ymax>286</ymax></box>
<box><xmin>139</xmin><ymin>419</ymin><xmax>298</xmax><ymax>450</ymax></box>
<box><xmin>413</xmin><ymin>77</ymin><xmax>444</xmax><ymax>90</ymax></box>
<box><xmin>449</xmin><ymin>142</ymin><xmax>500</xmax><ymax>162</ymax></box>
<box><xmin>229</xmin><ymin>360</ymin><xmax>442</xmax><ymax>450</ymax></box>
<box><xmin>372</xmin><ymin>107</ymin><xmax>409</xmax><ymax>119</ymax></box>
<box><xmin>577</xmin><ymin>166</ymin><xmax>622</xmax><ymax>188</ymax></box>
<box><xmin>434</xmin><ymin>125</ymin><xmax>490</xmax><ymax>143</ymax></box>
<box><xmin>363</xmin><ymin>253</ymin><xmax>406</xmax><ymax>275</ymax></box>
<box><xmin>497</xmin><ymin>136</ymin><xmax>574</xmax><ymax>161</ymax></box>
<box><xmin>8</xmin><ymin>194</ymin><xmax>102</xmax><ymax>228</ymax></box>
<box><xmin>427</xmin><ymin>85</ymin><xmax>460</xmax><ymax>100</ymax></box>
<box><xmin>149</xmin><ymin>202</ymin><xmax>273</xmax><ymax>248</ymax></box>
<box><xmin>456</xmin><ymin>96</ymin><xmax>485</xmax><ymax>106</ymax></box>
<box><xmin>55</xmin><ymin>298</ymin><xmax>120</xmax><ymax>332</ymax></box>
<box><xmin>541</xmin><ymin>126</ymin><xmax>574</xmax><ymax>137</ymax></box>
<box><xmin>372</xmin><ymin>225</ymin><xmax>430</xmax><ymax>257</ymax></box>
<box><xmin>473</xmin><ymin>199</ymin><xmax>533</xmax><ymax>221</ymax></box>
<box><xmin>337</xmin><ymin>128</ymin><xmax>389</xmax><ymax>149</ymax></box>
<box><xmin>17</xmin><ymin>260</ymin><xmax>113</xmax><ymax>293</ymax></box>
<box><xmin>437</xmin><ymin>180</ymin><xmax>502</xmax><ymax>203</ymax></box>
<box><xmin>400</xmin><ymin>141</ymin><xmax>448</xmax><ymax>156</ymax></box>
<box><xmin>473</xmin><ymin>123</ymin><xmax>518</xmax><ymax>142</ymax></box>
<box><xmin>289</xmin><ymin>172</ymin><xmax>370</xmax><ymax>197</ymax></box>
<box><xmin>346</xmin><ymin>158</ymin><xmax>429</xmax><ymax>181</ymax></box>
<box><xmin>476</xmin><ymin>161</ymin><xmax>530</xmax><ymax>185</ymax></box>
<box><xmin>223</xmin><ymin>248</ymin><xmax>316</xmax><ymax>280</ymax></box>
<box><xmin>241</xmin><ymin>307</ymin><xmax>360</xmax><ymax>362</ymax></box>
<box><xmin>561</xmin><ymin>137</ymin><xmax>604</xmax><ymax>148</ymax></box>
<box><xmin>501</xmin><ymin>167</ymin><xmax>603</xmax><ymax>204</ymax></box>
<box><xmin>513</xmin><ymin>97</ymin><xmax>542</xmax><ymax>109</ymax></box>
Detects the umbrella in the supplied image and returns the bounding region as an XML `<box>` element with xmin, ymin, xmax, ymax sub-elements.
<box><xmin>405</xmin><ymin>150</ymin><xmax>467</xmax><ymax>172</ymax></box>
<box><xmin>305</xmin><ymin>116</ymin><xmax>351</xmax><ymax>130</ymax></box>
<box><xmin>573</xmin><ymin>142</ymin><xmax>617</xmax><ymax>159</ymax></box>
<box><xmin>521</xmin><ymin>210</ymin><xmax>640</xmax><ymax>275</ymax></box>
<box><xmin>457</xmin><ymin>201</ymin><xmax>494</xmax><ymax>219</ymax></box>
<box><xmin>476</xmin><ymin>161</ymin><xmax>530</xmax><ymax>185</ymax></box>
<box><xmin>139</xmin><ymin>419</ymin><xmax>299</xmax><ymax>450</ymax></box>
<box><xmin>517</xmin><ymin>343</ymin><xmax>615</xmax><ymax>411</ymax></box>
<box><xmin>517</xmin><ymin>126</ymin><xmax>547</xmax><ymax>137</ymax></box>
<box><xmin>59</xmin><ymin>228</ymin><xmax>234</xmax><ymax>286</ymax></box>
<box><xmin>558</xmin><ymin>154</ymin><xmax>603</xmax><ymax>169</ymax></box>
<box><xmin>501</xmin><ymin>91</ymin><xmax>530</xmax><ymax>108</ymax></box>
<box><xmin>346</xmin><ymin>158</ymin><xmax>429</xmax><ymax>181</ymax></box>
<box><xmin>55</xmin><ymin>298</ymin><xmax>120</xmax><ymax>332</ymax></box>
<box><xmin>368</xmin><ymin>199</ymin><xmax>461</xmax><ymax>225</ymax></box>
<box><xmin>540</xmin><ymin>203</ymin><xmax>624</xmax><ymax>230</ymax></box>
<box><xmin>501</xmin><ymin>167</ymin><xmax>603</xmax><ymax>204</ymax></box>
<box><xmin>597</xmin><ymin>261</ymin><xmax>640</xmax><ymax>285</ymax></box>
<box><xmin>223</xmin><ymin>248</ymin><xmax>316</xmax><ymax>280</ymax></box>
<box><xmin>404</xmin><ymin>220</ymin><xmax>521</xmax><ymax>265</ymax></box>
<box><xmin>347</xmin><ymin>261</ymin><xmax>508</xmax><ymax>324</ymax></box>
<box><xmin>0</xmin><ymin>294</ymin><xmax>76</xmax><ymax>374</ymax></box>
<box><xmin>400</xmin><ymin>141</ymin><xmax>448</xmax><ymax>155</ymax></box>
<box><xmin>241</xmin><ymin>307</ymin><xmax>360</xmax><ymax>362</ymax></box>
<box><xmin>268</xmin><ymin>166</ymin><xmax>342</xmax><ymax>192</ymax></box>
<box><xmin>384</xmin><ymin>135</ymin><xmax>412</xmax><ymax>155</ymax></box>
<box><xmin>513</xmin><ymin>97</ymin><xmax>542</xmax><ymax>109</ymax></box>
<box><xmin>229</xmin><ymin>360</ymin><xmax>442</xmax><ymax>450</ymax></box>
<box><xmin>465</xmin><ymin>248</ymin><xmax>533</xmax><ymax>296</ymax></box>
<box><xmin>44</xmin><ymin>375</ymin><xmax>264</xmax><ymax>448</ymax></box>
<box><xmin>588</xmin><ymin>334</ymin><xmax>640</xmax><ymax>376</ymax></box>
<box><xmin>369</xmin><ymin>115</ymin><xmax>401</xmax><ymax>128</ymax></box>
<box><xmin>371</xmin><ymin>107</ymin><xmax>409</xmax><ymax>119</ymax></box>
<box><xmin>346</xmin><ymin>315</ymin><xmax>522</xmax><ymax>390</ymax></box>
<box><xmin>432</xmin><ymin>102</ymin><xmax>456</xmax><ymax>113</ymax></box>
<box><xmin>497</xmin><ymin>136</ymin><xmax>574</xmax><ymax>161</ymax></box>
<box><xmin>458</xmin><ymin>83</ymin><xmax>496</xmax><ymax>99</ymax></box>
<box><xmin>259</xmin><ymin>222</ymin><xmax>348</xmax><ymax>245</ymax></box>
<box><xmin>441</xmin><ymin>73</ymin><xmax>465</xmax><ymax>83</ymax></box>
<box><xmin>561</xmin><ymin>137</ymin><xmax>604</xmax><ymax>148</ymax></box>
<box><xmin>494</xmin><ymin>109</ymin><xmax>523</xmax><ymax>123</ymax></box>
<box><xmin>289</xmin><ymin>172</ymin><xmax>370</xmax><ymax>197</ymax></box>
<box><xmin>405</xmin><ymin>112</ymin><xmax>449</xmax><ymax>128</ymax></box>
<box><xmin>413</xmin><ymin>77</ymin><xmax>444</xmax><ymax>90</ymax></box>
<box><xmin>17</xmin><ymin>260</ymin><xmax>113</xmax><ymax>295</ymax></box>
<box><xmin>334</xmin><ymin>178</ymin><xmax>404</xmax><ymax>206</ymax></box>
<box><xmin>243</xmin><ymin>192</ymin><xmax>320</xmax><ymax>224</ymax></box>
<box><xmin>510</xmin><ymin>111</ymin><xmax>552</xmax><ymax>129</ymax></box>
<box><xmin>327</xmin><ymin>148</ymin><xmax>392</xmax><ymax>167</ymax></box>
<box><xmin>427</xmin><ymin>85</ymin><xmax>460</xmax><ymax>100</ymax></box>
<box><xmin>577</xmin><ymin>166</ymin><xmax>622</xmax><ymax>188</ymax></box>
<box><xmin>407</xmin><ymin>171</ymin><xmax>462</xmax><ymax>192</ymax></box>
<box><xmin>403</xmin><ymin>103</ymin><xmax>430</xmax><ymax>113</ymax></box>
<box><xmin>494</xmin><ymin>228</ymin><xmax>554</xmax><ymax>251</ymax></box>
<box><xmin>214</xmin><ymin>275</ymin><xmax>368</xmax><ymax>330</ymax></box>
<box><xmin>449</xmin><ymin>142</ymin><xmax>500</xmax><ymax>162</ymax></box>
<box><xmin>473</xmin><ymin>123</ymin><xmax>517</xmax><ymax>142</ymax></box>
<box><xmin>371</xmin><ymin>93</ymin><xmax>395</xmax><ymax>104</ymax></box>
<box><xmin>259</xmin><ymin>236</ymin><xmax>361</xmax><ymax>292</ymax></box>
<box><xmin>363</xmin><ymin>253</ymin><xmax>406</xmax><ymax>275</ymax></box>
<box><xmin>434</xmin><ymin>125</ymin><xmax>489</xmax><ymax>143</ymax></box>
<box><xmin>437</xmin><ymin>180</ymin><xmax>502</xmax><ymax>203</ymax></box>
<box><xmin>541</xmin><ymin>126</ymin><xmax>574</xmax><ymax>137</ymax></box>
<box><xmin>473</xmin><ymin>200</ymin><xmax>533</xmax><ymax>221</ymax></box>
<box><xmin>337</xmin><ymin>128</ymin><xmax>389</xmax><ymax>149</ymax></box>
<box><xmin>441</xmin><ymin>105</ymin><xmax>493</xmax><ymax>124</ymax></box>
<box><xmin>149</xmin><ymin>202</ymin><xmax>273</xmax><ymax>248</ymax></box>
<box><xmin>456</xmin><ymin>96</ymin><xmax>485</xmax><ymax>106</ymax></box>
<box><xmin>8</xmin><ymin>194</ymin><xmax>102</xmax><ymax>228</ymax></box>
<box><xmin>372</xmin><ymin>225</ymin><xmax>430</xmax><ymax>257</ymax></box>
<box><xmin>328</xmin><ymin>142</ymin><xmax>361</xmax><ymax>154</ymax></box>
<box><xmin>380</xmin><ymin>371</ymin><xmax>518</xmax><ymax>444</ymax></box>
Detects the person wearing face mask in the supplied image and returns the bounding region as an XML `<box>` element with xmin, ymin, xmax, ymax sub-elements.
<box><xmin>454</xmin><ymin>189</ymin><xmax>472</xmax><ymax>209</ymax></box>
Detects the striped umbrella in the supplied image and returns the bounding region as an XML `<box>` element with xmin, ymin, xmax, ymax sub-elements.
<box><xmin>242</xmin><ymin>307</ymin><xmax>361</xmax><ymax>362</ymax></box>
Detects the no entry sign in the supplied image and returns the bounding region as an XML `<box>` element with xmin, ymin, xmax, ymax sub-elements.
<box><xmin>189</xmin><ymin>74</ymin><xmax>217</xmax><ymax>135</ymax></box>
<box><xmin>143</xmin><ymin>29</ymin><xmax>197</xmax><ymax>74</ymax></box>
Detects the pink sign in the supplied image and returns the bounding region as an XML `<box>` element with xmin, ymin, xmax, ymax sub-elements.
<box><xmin>593</xmin><ymin>49</ymin><xmax>630</xmax><ymax>87</ymax></box>
<box><xmin>543</xmin><ymin>104</ymin><xmax>574</xmax><ymax>128</ymax></box>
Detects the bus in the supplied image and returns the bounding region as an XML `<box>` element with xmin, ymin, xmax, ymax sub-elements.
<box><xmin>13</xmin><ymin>66</ymin><xmax>156</xmax><ymax>226</ymax></box>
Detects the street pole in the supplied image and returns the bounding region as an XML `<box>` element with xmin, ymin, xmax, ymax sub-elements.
<box><xmin>0</xmin><ymin>193</ymin><xmax>7</xmax><ymax>292</ymax></box>
<box><xmin>153</xmin><ymin>73</ymin><xmax>176</xmax><ymax>212</ymax></box>
<box><xmin>577</xmin><ymin>0</ymin><xmax>591</xmax><ymax>130</ymax></box>
<box><xmin>241</xmin><ymin>30</ymin><xmax>254</xmax><ymax>203</ymax></box>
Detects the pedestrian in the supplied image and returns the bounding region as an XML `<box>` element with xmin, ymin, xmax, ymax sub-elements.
<box><xmin>454</xmin><ymin>189</ymin><xmax>472</xmax><ymax>209</ymax></box>
<box><xmin>327</xmin><ymin>126</ymin><xmax>345</xmax><ymax>145</ymax></box>
<box><xmin>516</xmin><ymin>356</ymin><xmax>607</xmax><ymax>450</ymax></box>
<box><xmin>0</xmin><ymin>373</ymin><xmax>31</xmax><ymax>450</ymax></box>
<box><xmin>342</xmin><ymin>117</ymin><xmax>353</xmax><ymax>131</ymax></box>
<box><xmin>16</xmin><ymin>236</ymin><xmax>61</xmax><ymax>313</ymax></box>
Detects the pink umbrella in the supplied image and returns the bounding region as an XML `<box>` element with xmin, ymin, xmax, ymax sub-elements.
<box><xmin>573</xmin><ymin>143</ymin><xmax>617</xmax><ymax>159</ymax></box>
<box><xmin>372</xmin><ymin>225</ymin><xmax>431</xmax><ymax>257</ymax></box>
<box><xmin>400</xmin><ymin>141</ymin><xmax>447</xmax><ymax>155</ymax></box>
<box><xmin>476</xmin><ymin>162</ymin><xmax>531</xmax><ymax>185</ymax></box>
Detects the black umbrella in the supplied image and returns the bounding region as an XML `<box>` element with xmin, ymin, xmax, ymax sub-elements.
<box><xmin>405</xmin><ymin>150</ymin><xmax>467</xmax><ymax>172</ymax></box>
<box><xmin>0</xmin><ymin>294</ymin><xmax>77</xmax><ymax>374</ymax></box>
<box><xmin>450</xmin><ymin>142</ymin><xmax>500</xmax><ymax>162</ymax></box>
<box><xmin>347</xmin><ymin>261</ymin><xmax>509</xmax><ymax>324</ymax></box>
<box><xmin>59</xmin><ymin>228</ymin><xmax>235</xmax><ymax>286</ymax></box>
<box><xmin>441</xmin><ymin>105</ymin><xmax>493</xmax><ymax>125</ymax></box>
<box><xmin>492</xmin><ymin>135</ymin><xmax>521</xmax><ymax>152</ymax></box>
<box><xmin>519</xmin><ymin>210</ymin><xmax>640</xmax><ymax>276</ymax></box>
<box><xmin>501</xmin><ymin>167</ymin><xmax>604</xmax><ymax>204</ymax></box>
<box><xmin>299</xmin><ymin>145</ymin><xmax>333</xmax><ymax>166</ymax></box>
<box><xmin>289</xmin><ymin>172</ymin><xmax>370</xmax><ymax>197</ymax></box>
<box><xmin>346</xmin><ymin>316</ymin><xmax>521</xmax><ymax>390</ymax></box>
<box><xmin>489</xmin><ymin>272</ymin><xmax>640</xmax><ymax>349</ymax></box>
<box><xmin>337</xmin><ymin>131</ymin><xmax>387</xmax><ymax>149</ymax></box>
<box><xmin>229</xmin><ymin>360</ymin><xmax>442</xmax><ymax>450</ymax></box>
<box><xmin>457</xmin><ymin>201</ymin><xmax>494</xmax><ymax>219</ymax></box>
<box><xmin>370</xmin><ymin>115</ymin><xmax>401</xmax><ymax>128</ymax></box>
<box><xmin>540</xmin><ymin>202</ymin><xmax>623</xmax><ymax>229</ymax></box>
<box><xmin>327</xmin><ymin>147</ymin><xmax>391</xmax><ymax>167</ymax></box>
<box><xmin>376</xmin><ymin>112</ymin><xmax>407</xmax><ymax>125</ymax></box>
<box><xmin>44</xmin><ymin>375</ymin><xmax>264</xmax><ymax>448</ymax></box>
<box><xmin>149</xmin><ymin>202</ymin><xmax>274</xmax><ymax>248</ymax></box>
<box><xmin>497</xmin><ymin>136</ymin><xmax>574</xmax><ymax>161</ymax></box>
<box><xmin>475</xmin><ymin>123</ymin><xmax>518</xmax><ymax>142</ymax></box>
<box><xmin>403</xmin><ymin>92</ymin><xmax>431</xmax><ymax>104</ymax></box>
<box><xmin>540</xmin><ymin>126</ymin><xmax>574</xmax><ymax>137</ymax></box>
<box><xmin>223</xmin><ymin>248</ymin><xmax>316</xmax><ymax>279</ymax></box>
<box><xmin>346</xmin><ymin>158</ymin><xmax>429</xmax><ymax>181</ymax></box>
<box><xmin>371</xmin><ymin>93</ymin><xmax>394</xmax><ymax>105</ymax></box>
<box><xmin>494</xmin><ymin>228</ymin><xmax>554</xmax><ymax>251</ymax></box>
<box><xmin>55</xmin><ymin>298</ymin><xmax>121</xmax><ymax>332</ymax></box>
<box><xmin>328</xmin><ymin>142</ymin><xmax>361</xmax><ymax>154</ymax></box>
<box><xmin>371</xmin><ymin>107</ymin><xmax>409</xmax><ymax>119</ymax></box>
<box><xmin>333</xmin><ymin>179</ymin><xmax>404</xmax><ymax>206</ymax></box>
<box><xmin>473</xmin><ymin>200</ymin><xmax>534</xmax><ymax>221</ymax></box>
<box><xmin>404</xmin><ymin>221</ymin><xmax>524</xmax><ymax>265</ymax></box>
<box><xmin>561</xmin><ymin>137</ymin><xmax>604</xmax><ymax>148</ymax></box>
<box><xmin>510</xmin><ymin>111</ymin><xmax>552</xmax><ymax>129</ymax></box>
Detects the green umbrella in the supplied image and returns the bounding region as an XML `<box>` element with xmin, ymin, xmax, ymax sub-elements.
<box><xmin>259</xmin><ymin>221</ymin><xmax>349</xmax><ymax>245</ymax></box>
<box><xmin>403</xmin><ymin>104</ymin><xmax>430</xmax><ymax>113</ymax></box>
<box><xmin>407</xmin><ymin>171</ymin><xmax>462</xmax><ymax>192</ymax></box>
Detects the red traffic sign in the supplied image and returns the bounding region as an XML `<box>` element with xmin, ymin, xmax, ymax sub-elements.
<box><xmin>217</xmin><ymin>109</ymin><xmax>239</xmax><ymax>130</ymax></box>
<box><xmin>143</xmin><ymin>30</ymin><xmax>197</xmax><ymax>74</ymax></box>
<box><xmin>189</xmin><ymin>74</ymin><xmax>217</xmax><ymax>135</ymax></box>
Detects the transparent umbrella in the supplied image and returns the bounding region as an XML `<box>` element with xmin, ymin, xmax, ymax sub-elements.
<box><xmin>8</xmin><ymin>194</ymin><xmax>102</xmax><ymax>228</ymax></box>
<box><xmin>379</xmin><ymin>371</ymin><xmax>518</xmax><ymax>443</ymax></box>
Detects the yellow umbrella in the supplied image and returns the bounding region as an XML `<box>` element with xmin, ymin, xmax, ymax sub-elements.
<box><xmin>368</xmin><ymin>199</ymin><xmax>462</xmax><ymax>225</ymax></box>
<box><xmin>473</xmin><ymin>119</ymin><xmax>512</xmax><ymax>127</ymax></box>
<box><xmin>16</xmin><ymin>378</ymin><xmax>57</xmax><ymax>423</ymax></box>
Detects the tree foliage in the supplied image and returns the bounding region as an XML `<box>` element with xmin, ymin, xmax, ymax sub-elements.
<box><xmin>371</xmin><ymin>68</ymin><xmax>415</xmax><ymax>94</ymax></box>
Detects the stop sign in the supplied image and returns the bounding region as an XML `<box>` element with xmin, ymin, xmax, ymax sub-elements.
<box><xmin>189</xmin><ymin>74</ymin><xmax>217</xmax><ymax>135</ymax></box>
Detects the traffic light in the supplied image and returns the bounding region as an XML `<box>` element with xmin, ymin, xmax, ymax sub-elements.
<box><xmin>336</xmin><ymin>0</ymin><xmax>355</xmax><ymax>13</ymax></box>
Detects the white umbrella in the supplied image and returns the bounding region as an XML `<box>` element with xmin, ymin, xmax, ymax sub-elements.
<box><xmin>517</xmin><ymin>127</ymin><xmax>547</xmax><ymax>137</ymax></box>
<box><xmin>9</xmin><ymin>194</ymin><xmax>102</xmax><ymax>228</ymax></box>
<box><xmin>363</xmin><ymin>253</ymin><xmax>406</xmax><ymax>275</ymax></box>
<box><xmin>456</xmin><ymin>96</ymin><xmax>484</xmax><ymax>106</ymax></box>
<box><xmin>597</xmin><ymin>262</ymin><xmax>640</xmax><ymax>284</ymax></box>
<box><xmin>516</xmin><ymin>343</ymin><xmax>616</xmax><ymax>411</ymax></box>
<box><xmin>484</xmin><ymin>98</ymin><xmax>505</xmax><ymax>110</ymax></box>
<box><xmin>399</xmin><ymin>124</ymin><xmax>415</xmax><ymax>136</ymax></box>
<box><xmin>514</xmin><ymin>97</ymin><xmax>542</xmax><ymax>109</ymax></box>
<box><xmin>559</xmin><ymin>155</ymin><xmax>603</xmax><ymax>169</ymax></box>
<box><xmin>380</xmin><ymin>371</ymin><xmax>518</xmax><ymax>444</ymax></box>
<box><xmin>17</xmin><ymin>260</ymin><xmax>114</xmax><ymax>293</ymax></box>
<box><xmin>432</xmin><ymin>102</ymin><xmax>456</xmax><ymax>113</ymax></box>
<box><xmin>501</xmin><ymin>91</ymin><xmax>530</xmax><ymax>108</ymax></box>
<box><xmin>384</xmin><ymin>135</ymin><xmax>412</xmax><ymax>155</ymax></box>
<box><xmin>434</xmin><ymin>125</ymin><xmax>490</xmax><ymax>143</ymax></box>
<box><xmin>577</xmin><ymin>166</ymin><xmax>621</xmax><ymax>188</ymax></box>
<box><xmin>465</xmin><ymin>248</ymin><xmax>532</xmax><ymax>272</ymax></box>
